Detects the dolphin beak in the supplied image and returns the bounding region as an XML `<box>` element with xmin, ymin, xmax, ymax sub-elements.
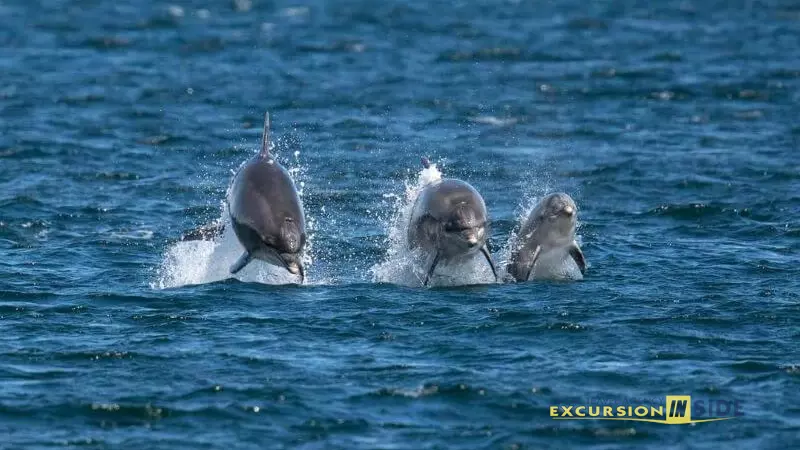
<box><xmin>465</xmin><ymin>234</ymin><xmax>479</xmax><ymax>247</ymax></box>
<box><xmin>563</xmin><ymin>206</ymin><xmax>575</xmax><ymax>216</ymax></box>
<box><xmin>287</xmin><ymin>261</ymin><xmax>305</xmax><ymax>284</ymax></box>
<box><xmin>278</xmin><ymin>252</ymin><xmax>304</xmax><ymax>280</ymax></box>
<box><xmin>286</xmin><ymin>260</ymin><xmax>301</xmax><ymax>275</ymax></box>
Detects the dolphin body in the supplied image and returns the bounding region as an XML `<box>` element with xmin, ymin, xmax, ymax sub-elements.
<box><xmin>407</xmin><ymin>158</ymin><xmax>498</xmax><ymax>286</ymax></box>
<box><xmin>507</xmin><ymin>193</ymin><xmax>586</xmax><ymax>281</ymax></box>
<box><xmin>226</xmin><ymin>113</ymin><xmax>306</xmax><ymax>281</ymax></box>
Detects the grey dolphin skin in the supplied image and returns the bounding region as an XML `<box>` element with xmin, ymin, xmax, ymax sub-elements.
<box><xmin>507</xmin><ymin>193</ymin><xmax>586</xmax><ymax>282</ymax></box>
<box><xmin>407</xmin><ymin>158</ymin><xmax>498</xmax><ymax>286</ymax></box>
<box><xmin>226</xmin><ymin>112</ymin><xmax>306</xmax><ymax>281</ymax></box>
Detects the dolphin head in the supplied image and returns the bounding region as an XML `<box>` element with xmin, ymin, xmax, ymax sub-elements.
<box><xmin>534</xmin><ymin>193</ymin><xmax>578</xmax><ymax>241</ymax></box>
<box><xmin>278</xmin><ymin>216</ymin><xmax>303</xmax><ymax>253</ymax></box>
<box><xmin>245</xmin><ymin>218</ymin><xmax>305</xmax><ymax>278</ymax></box>
<box><xmin>272</xmin><ymin>216</ymin><xmax>305</xmax><ymax>275</ymax></box>
<box><xmin>230</xmin><ymin>212</ymin><xmax>307</xmax><ymax>279</ymax></box>
<box><xmin>408</xmin><ymin>178</ymin><xmax>491</xmax><ymax>259</ymax></box>
<box><xmin>279</xmin><ymin>251</ymin><xmax>304</xmax><ymax>277</ymax></box>
<box><xmin>441</xmin><ymin>200</ymin><xmax>487</xmax><ymax>254</ymax></box>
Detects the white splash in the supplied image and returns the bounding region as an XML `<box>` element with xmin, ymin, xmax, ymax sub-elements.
<box><xmin>167</xmin><ymin>5</ymin><xmax>184</xmax><ymax>18</ymax></box>
<box><xmin>280</xmin><ymin>6</ymin><xmax>309</xmax><ymax>17</ymax></box>
<box><xmin>152</xmin><ymin>209</ymin><xmax>304</xmax><ymax>289</ymax></box>
<box><xmin>108</xmin><ymin>229</ymin><xmax>154</xmax><ymax>241</ymax></box>
<box><xmin>470</xmin><ymin>115</ymin><xmax>518</xmax><ymax>127</ymax></box>
<box><xmin>370</xmin><ymin>161</ymin><xmax>496</xmax><ymax>287</ymax></box>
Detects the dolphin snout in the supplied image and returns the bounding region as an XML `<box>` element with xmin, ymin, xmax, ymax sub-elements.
<box><xmin>286</xmin><ymin>261</ymin><xmax>302</xmax><ymax>275</ymax></box>
<box><xmin>462</xmin><ymin>227</ymin><xmax>485</xmax><ymax>248</ymax></box>
<box><xmin>563</xmin><ymin>205</ymin><xmax>575</xmax><ymax>216</ymax></box>
<box><xmin>280</xmin><ymin>253</ymin><xmax>304</xmax><ymax>279</ymax></box>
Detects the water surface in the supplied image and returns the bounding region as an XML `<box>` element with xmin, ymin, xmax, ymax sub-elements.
<box><xmin>1</xmin><ymin>0</ymin><xmax>799</xmax><ymax>448</ymax></box>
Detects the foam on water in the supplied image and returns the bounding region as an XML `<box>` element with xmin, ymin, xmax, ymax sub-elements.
<box><xmin>153</xmin><ymin>208</ymin><xmax>304</xmax><ymax>289</ymax></box>
<box><xmin>371</xmin><ymin>161</ymin><xmax>496</xmax><ymax>287</ymax></box>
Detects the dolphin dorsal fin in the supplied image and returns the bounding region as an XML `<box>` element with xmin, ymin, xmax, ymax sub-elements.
<box><xmin>421</xmin><ymin>157</ymin><xmax>431</xmax><ymax>169</ymax></box>
<box><xmin>259</xmin><ymin>111</ymin><xmax>271</xmax><ymax>158</ymax></box>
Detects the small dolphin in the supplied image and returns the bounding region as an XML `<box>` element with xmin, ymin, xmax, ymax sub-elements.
<box><xmin>226</xmin><ymin>112</ymin><xmax>306</xmax><ymax>281</ymax></box>
<box><xmin>507</xmin><ymin>193</ymin><xmax>586</xmax><ymax>281</ymax></box>
<box><xmin>407</xmin><ymin>158</ymin><xmax>498</xmax><ymax>286</ymax></box>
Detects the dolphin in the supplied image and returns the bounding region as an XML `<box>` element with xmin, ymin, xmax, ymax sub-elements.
<box><xmin>226</xmin><ymin>112</ymin><xmax>306</xmax><ymax>281</ymax></box>
<box><xmin>407</xmin><ymin>158</ymin><xmax>498</xmax><ymax>286</ymax></box>
<box><xmin>507</xmin><ymin>193</ymin><xmax>586</xmax><ymax>281</ymax></box>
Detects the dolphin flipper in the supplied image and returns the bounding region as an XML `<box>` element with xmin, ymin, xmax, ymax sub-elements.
<box><xmin>230</xmin><ymin>252</ymin><xmax>253</xmax><ymax>274</ymax></box>
<box><xmin>523</xmin><ymin>245</ymin><xmax>542</xmax><ymax>281</ymax></box>
<box><xmin>480</xmin><ymin>245</ymin><xmax>498</xmax><ymax>282</ymax></box>
<box><xmin>569</xmin><ymin>244</ymin><xmax>586</xmax><ymax>275</ymax></box>
<box><xmin>423</xmin><ymin>252</ymin><xmax>441</xmax><ymax>287</ymax></box>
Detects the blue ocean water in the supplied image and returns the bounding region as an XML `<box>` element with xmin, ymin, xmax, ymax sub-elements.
<box><xmin>1</xmin><ymin>0</ymin><xmax>799</xmax><ymax>448</ymax></box>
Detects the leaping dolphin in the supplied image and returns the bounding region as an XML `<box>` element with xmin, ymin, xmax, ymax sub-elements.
<box><xmin>407</xmin><ymin>158</ymin><xmax>498</xmax><ymax>286</ymax></box>
<box><xmin>507</xmin><ymin>193</ymin><xmax>586</xmax><ymax>281</ymax></box>
<box><xmin>226</xmin><ymin>112</ymin><xmax>306</xmax><ymax>281</ymax></box>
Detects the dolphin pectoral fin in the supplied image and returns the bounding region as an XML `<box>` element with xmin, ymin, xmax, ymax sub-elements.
<box><xmin>480</xmin><ymin>245</ymin><xmax>498</xmax><ymax>282</ymax></box>
<box><xmin>230</xmin><ymin>252</ymin><xmax>253</xmax><ymax>274</ymax></box>
<box><xmin>296</xmin><ymin>264</ymin><xmax>305</xmax><ymax>284</ymax></box>
<box><xmin>523</xmin><ymin>245</ymin><xmax>542</xmax><ymax>281</ymax></box>
<box><xmin>569</xmin><ymin>244</ymin><xmax>587</xmax><ymax>275</ymax></box>
<box><xmin>506</xmin><ymin>250</ymin><xmax>520</xmax><ymax>281</ymax></box>
<box><xmin>423</xmin><ymin>252</ymin><xmax>441</xmax><ymax>287</ymax></box>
